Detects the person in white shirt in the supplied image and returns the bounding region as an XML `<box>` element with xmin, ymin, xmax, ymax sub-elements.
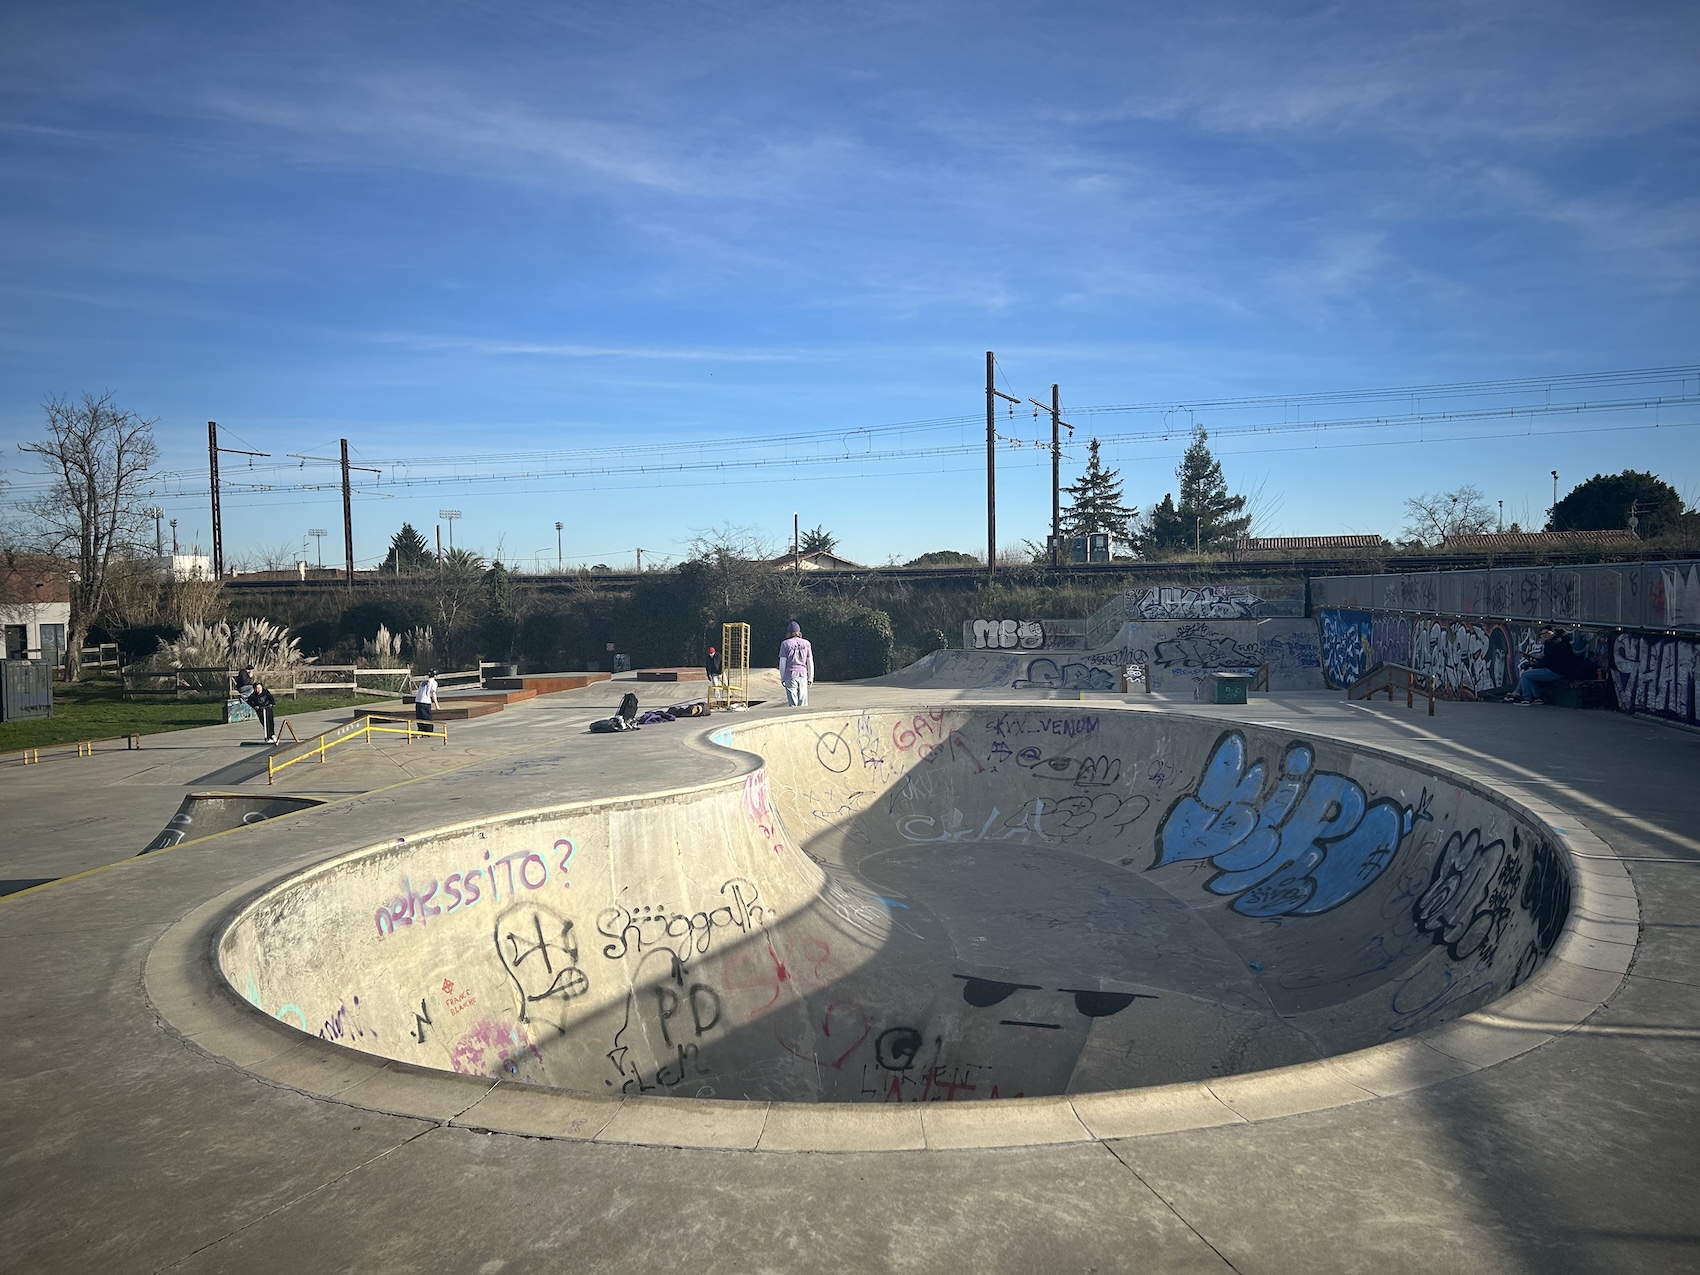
<box><xmin>415</xmin><ymin>669</ymin><xmax>440</xmax><ymax>732</ymax></box>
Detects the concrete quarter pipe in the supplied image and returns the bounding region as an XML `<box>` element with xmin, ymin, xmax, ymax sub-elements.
<box><xmin>219</xmin><ymin>706</ymin><xmax>1572</xmax><ymax>1106</ymax></box>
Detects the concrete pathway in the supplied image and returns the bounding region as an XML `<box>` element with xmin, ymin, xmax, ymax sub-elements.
<box><xmin>0</xmin><ymin>679</ymin><xmax>1694</xmax><ymax>1274</ymax></box>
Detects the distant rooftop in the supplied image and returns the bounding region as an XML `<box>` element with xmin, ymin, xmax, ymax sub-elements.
<box><xmin>1442</xmin><ymin>530</ymin><xmax>1637</xmax><ymax>550</ymax></box>
<box><xmin>1237</xmin><ymin>535</ymin><xmax>1386</xmax><ymax>552</ymax></box>
<box><xmin>772</xmin><ymin>549</ymin><xmax>867</xmax><ymax>571</ymax></box>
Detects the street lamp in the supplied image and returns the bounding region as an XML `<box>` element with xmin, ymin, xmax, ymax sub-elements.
<box><xmin>308</xmin><ymin>528</ymin><xmax>328</xmax><ymax>569</ymax></box>
<box><xmin>143</xmin><ymin>507</ymin><xmax>164</xmax><ymax>557</ymax></box>
<box><xmin>439</xmin><ymin>510</ymin><xmax>462</xmax><ymax>552</ymax></box>
<box><xmin>169</xmin><ymin>518</ymin><xmax>179</xmax><ymax>555</ymax></box>
<box><xmin>555</xmin><ymin>521</ymin><xmax>563</xmax><ymax>570</ymax></box>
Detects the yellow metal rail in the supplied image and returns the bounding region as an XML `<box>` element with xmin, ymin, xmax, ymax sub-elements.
<box><xmin>2</xmin><ymin>734</ymin><xmax>141</xmax><ymax>767</ymax></box>
<box><xmin>267</xmin><ymin>715</ymin><xmax>447</xmax><ymax>785</ymax></box>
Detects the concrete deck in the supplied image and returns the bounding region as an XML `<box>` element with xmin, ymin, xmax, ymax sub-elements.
<box><xmin>1</xmin><ymin>677</ymin><xmax>1694</xmax><ymax>1273</ymax></box>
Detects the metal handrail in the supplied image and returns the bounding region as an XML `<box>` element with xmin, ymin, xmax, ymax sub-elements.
<box><xmin>266</xmin><ymin>714</ymin><xmax>447</xmax><ymax>784</ymax></box>
<box><xmin>1348</xmin><ymin>662</ymin><xmax>1437</xmax><ymax>716</ymax></box>
<box><xmin>1</xmin><ymin>734</ymin><xmax>142</xmax><ymax>767</ymax></box>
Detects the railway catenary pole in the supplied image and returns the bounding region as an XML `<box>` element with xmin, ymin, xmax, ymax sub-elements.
<box><xmin>984</xmin><ymin>352</ymin><xmax>1020</xmax><ymax>578</ymax></box>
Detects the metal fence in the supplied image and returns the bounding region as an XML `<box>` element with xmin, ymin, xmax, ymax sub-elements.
<box><xmin>1310</xmin><ymin>560</ymin><xmax>1700</xmax><ymax>632</ymax></box>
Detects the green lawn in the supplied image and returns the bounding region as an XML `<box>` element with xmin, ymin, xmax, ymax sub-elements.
<box><xmin>0</xmin><ymin>676</ymin><xmax>392</xmax><ymax>751</ymax></box>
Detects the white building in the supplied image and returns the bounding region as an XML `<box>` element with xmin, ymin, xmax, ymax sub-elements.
<box><xmin>156</xmin><ymin>554</ymin><xmax>214</xmax><ymax>581</ymax></box>
<box><xmin>0</xmin><ymin>566</ymin><xmax>71</xmax><ymax>663</ymax></box>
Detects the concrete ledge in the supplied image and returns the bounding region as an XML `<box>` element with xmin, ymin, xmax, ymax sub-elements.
<box><xmin>920</xmin><ymin>1096</ymin><xmax>1091</xmax><ymax>1149</ymax></box>
<box><xmin>1070</xmin><ymin>1084</ymin><xmax>1244</xmax><ymax>1139</ymax></box>
<box><xmin>1206</xmin><ymin>1063</ymin><xmax>1376</xmax><ymax>1121</ymax></box>
<box><xmin>757</xmin><ymin>1103</ymin><xmax>927</xmax><ymax>1152</ymax></box>
<box><xmin>1554</xmin><ymin>933</ymin><xmax>1638</xmax><ymax>974</ymax></box>
<box><xmin>1322</xmin><ymin>1037</ymin><xmax>1477</xmax><ymax>1097</ymax></box>
<box><xmin>1422</xmin><ymin>1017</ymin><xmax>1553</xmax><ymax>1069</ymax></box>
<box><xmin>1525</xmin><ymin>956</ymin><xmax>1627</xmax><ymax>1006</ymax></box>
<box><xmin>485</xmin><ymin>672</ymin><xmax>612</xmax><ymax>694</ymax></box>
<box><xmin>337</xmin><ymin>1061</ymin><xmax>495</xmax><ymax>1122</ymax></box>
<box><xmin>249</xmin><ymin>1037</ymin><xmax>391</xmax><ymax>1097</ymax></box>
<box><xmin>455</xmin><ymin>1082</ymin><xmax>623</xmax><ymax>1141</ymax></box>
<box><xmin>596</xmin><ymin>1095</ymin><xmax>770</xmax><ymax>1149</ymax></box>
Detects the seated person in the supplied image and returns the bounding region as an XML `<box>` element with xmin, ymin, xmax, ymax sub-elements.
<box><xmin>1508</xmin><ymin>626</ymin><xmax>1581</xmax><ymax>704</ymax></box>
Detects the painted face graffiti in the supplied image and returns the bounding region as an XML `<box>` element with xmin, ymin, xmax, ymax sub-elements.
<box><xmin>494</xmin><ymin>906</ymin><xmax>590</xmax><ymax>1023</ymax></box>
<box><xmin>1153</xmin><ymin>731</ymin><xmax>1431</xmax><ymax>917</ymax></box>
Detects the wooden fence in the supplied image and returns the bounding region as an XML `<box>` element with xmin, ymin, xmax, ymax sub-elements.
<box><xmin>121</xmin><ymin>666</ymin><xmax>477</xmax><ymax>701</ymax></box>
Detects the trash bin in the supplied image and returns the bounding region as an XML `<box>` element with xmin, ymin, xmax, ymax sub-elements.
<box><xmin>1198</xmin><ymin>673</ymin><xmax>1250</xmax><ymax>705</ymax></box>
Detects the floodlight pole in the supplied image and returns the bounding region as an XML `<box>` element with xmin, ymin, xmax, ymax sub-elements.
<box><xmin>555</xmin><ymin>521</ymin><xmax>563</xmax><ymax>570</ymax></box>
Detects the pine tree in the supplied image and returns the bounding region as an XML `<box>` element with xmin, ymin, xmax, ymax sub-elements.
<box><xmin>383</xmin><ymin>522</ymin><xmax>434</xmax><ymax>573</ymax></box>
<box><xmin>1060</xmin><ymin>439</ymin><xmax>1137</xmax><ymax>553</ymax></box>
<box><xmin>1175</xmin><ymin>426</ymin><xmax>1249</xmax><ymax>549</ymax></box>
<box><xmin>1136</xmin><ymin>493</ymin><xmax>1189</xmax><ymax>557</ymax></box>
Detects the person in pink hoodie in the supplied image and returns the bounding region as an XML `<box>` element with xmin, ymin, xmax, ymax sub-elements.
<box><xmin>778</xmin><ymin>621</ymin><xmax>815</xmax><ymax>706</ymax></box>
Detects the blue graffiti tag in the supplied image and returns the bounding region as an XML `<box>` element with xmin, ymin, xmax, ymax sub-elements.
<box><xmin>1319</xmin><ymin>609</ymin><xmax>1373</xmax><ymax>688</ymax></box>
<box><xmin>1153</xmin><ymin>731</ymin><xmax>1431</xmax><ymax>917</ymax></box>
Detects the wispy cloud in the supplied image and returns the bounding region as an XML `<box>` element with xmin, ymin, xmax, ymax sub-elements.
<box><xmin>366</xmin><ymin>332</ymin><xmax>817</xmax><ymax>361</ymax></box>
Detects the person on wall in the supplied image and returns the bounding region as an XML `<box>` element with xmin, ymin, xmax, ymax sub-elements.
<box><xmin>247</xmin><ymin>681</ymin><xmax>277</xmax><ymax>745</ymax></box>
<box><xmin>778</xmin><ymin>621</ymin><xmax>815</xmax><ymax>707</ymax></box>
<box><xmin>1508</xmin><ymin>626</ymin><xmax>1581</xmax><ymax>704</ymax></box>
<box><xmin>415</xmin><ymin>668</ymin><xmax>441</xmax><ymax>732</ymax></box>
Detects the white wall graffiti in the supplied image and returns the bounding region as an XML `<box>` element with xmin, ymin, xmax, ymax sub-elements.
<box><xmin>1611</xmin><ymin>631</ymin><xmax>1698</xmax><ymax>725</ymax></box>
<box><xmin>1132</xmin><ymin>585</ymin><xmax>1267</xmax><ymax>620</ymax></box>
<box><xmin>1410</xmin><ymin>618</ymin><xmax>1514</xmax><ymax>699</ymax></box>
<box><xmin>971</xmin><ymin>619</ymin><xmax>1045</xmax><ymax>650</ymax></box>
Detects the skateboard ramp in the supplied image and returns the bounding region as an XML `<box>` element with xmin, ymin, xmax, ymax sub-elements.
<box><xmin>220</xmin><ymin>706</ymin><xmax>1571</xmax><ymax>1102</ymax></box>
<box><xmin>141</xmin><ymin>793</ymin><xmax>326</xmax><ymax>854</ymax></box>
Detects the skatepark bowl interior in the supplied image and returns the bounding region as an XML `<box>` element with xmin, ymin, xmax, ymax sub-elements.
<box><xmin>217</xmin><ymin>706</ymin><xmax>1578</xmax><ymax>1113</ymax></box>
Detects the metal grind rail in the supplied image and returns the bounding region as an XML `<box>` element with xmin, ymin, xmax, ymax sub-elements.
<box><xmin>2</xmin><ymin>734</ymin><xmax>143</xmax><ymax>767</ymax></box>
<box><xmin>1349</xmin><ymin>662</ymin><xmax>1439</xmax><ymax>715</ymax></box>
<box><xmin>266</xmin><ymin>714</ymin><xmax>447</xmax><ymax>784</ymax></box>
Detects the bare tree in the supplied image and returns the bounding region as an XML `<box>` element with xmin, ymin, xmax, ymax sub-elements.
<box><xmin>687</xmin><ymin>524</ymin><xmax>773</xmax><ymax>613</ymax></box>
<box><xmin>19</xmin><ymin>393</ymin><xmax>158</xmax><ymax>678</ymax></box>
<box><xmin>1401</xmin><ymin>484</ymin><xmax>1495</xmax><ymax>547</ymax></box>
<box><xmin>232</xmin><ymin>541</ymin><xmax>305</xmax><ymax>573</ymax></box>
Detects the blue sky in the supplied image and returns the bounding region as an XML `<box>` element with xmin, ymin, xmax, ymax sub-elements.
<box><xmin>2</xmin><ymin>0</ymin><xmax>1697</xmax><ymax>570</ymax></box>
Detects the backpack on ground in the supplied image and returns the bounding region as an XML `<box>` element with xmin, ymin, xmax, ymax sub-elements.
<box><xmin>589</xmin><ymin>715</ymin><xmax>636</xmax><ymax>733</ymax></box>
<box><xmin>617</xmin><ymin>692</ymin><xmax>639</xmax><ymax>722</ymax></box>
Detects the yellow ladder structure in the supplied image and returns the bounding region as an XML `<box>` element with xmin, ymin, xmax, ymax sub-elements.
<box><xmin>710</xmin><ymin>622</ymin><xmax>751</xmax><ymax>710</ymax></box>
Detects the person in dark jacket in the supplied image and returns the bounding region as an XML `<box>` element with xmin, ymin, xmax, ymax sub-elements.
<box><xmin>705</xmin><ymin>645</ymin><xmax>722</xmax><ymax>688</ymax></box>
<box><xmin>1509</xmin><ymin>627</ymin><xmax>1578</xmax><ymax>704</ymax></box>
<box><xmin>247</xmin><ymin>682</ymin><xmax>277</xmax><ymax>743</ymax></box>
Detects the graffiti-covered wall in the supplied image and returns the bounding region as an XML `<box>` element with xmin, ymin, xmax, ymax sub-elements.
<box><xmin>1316</xmin><ymin>605</ymin><xmax>1695</xmax><ymax>727</ymax></box>
<box><xmin>934</xmin><ymin>618</ymin><xmax>1323</xmax><ymax>693</ymax></box>
<box><xmin>1610</xmin><ymin>632</ymin><xmax>1699</xmax><ymax>726</ymax></box>
<box><xmin>1312</xmin><ymin>560</ymin><xmax>1700</xmax><ymax>632</ymax></box>
<box><xmin>1317</xmin><ymin>607</ymin><xmax>1612</xmax><ymax>702</ymax></box>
